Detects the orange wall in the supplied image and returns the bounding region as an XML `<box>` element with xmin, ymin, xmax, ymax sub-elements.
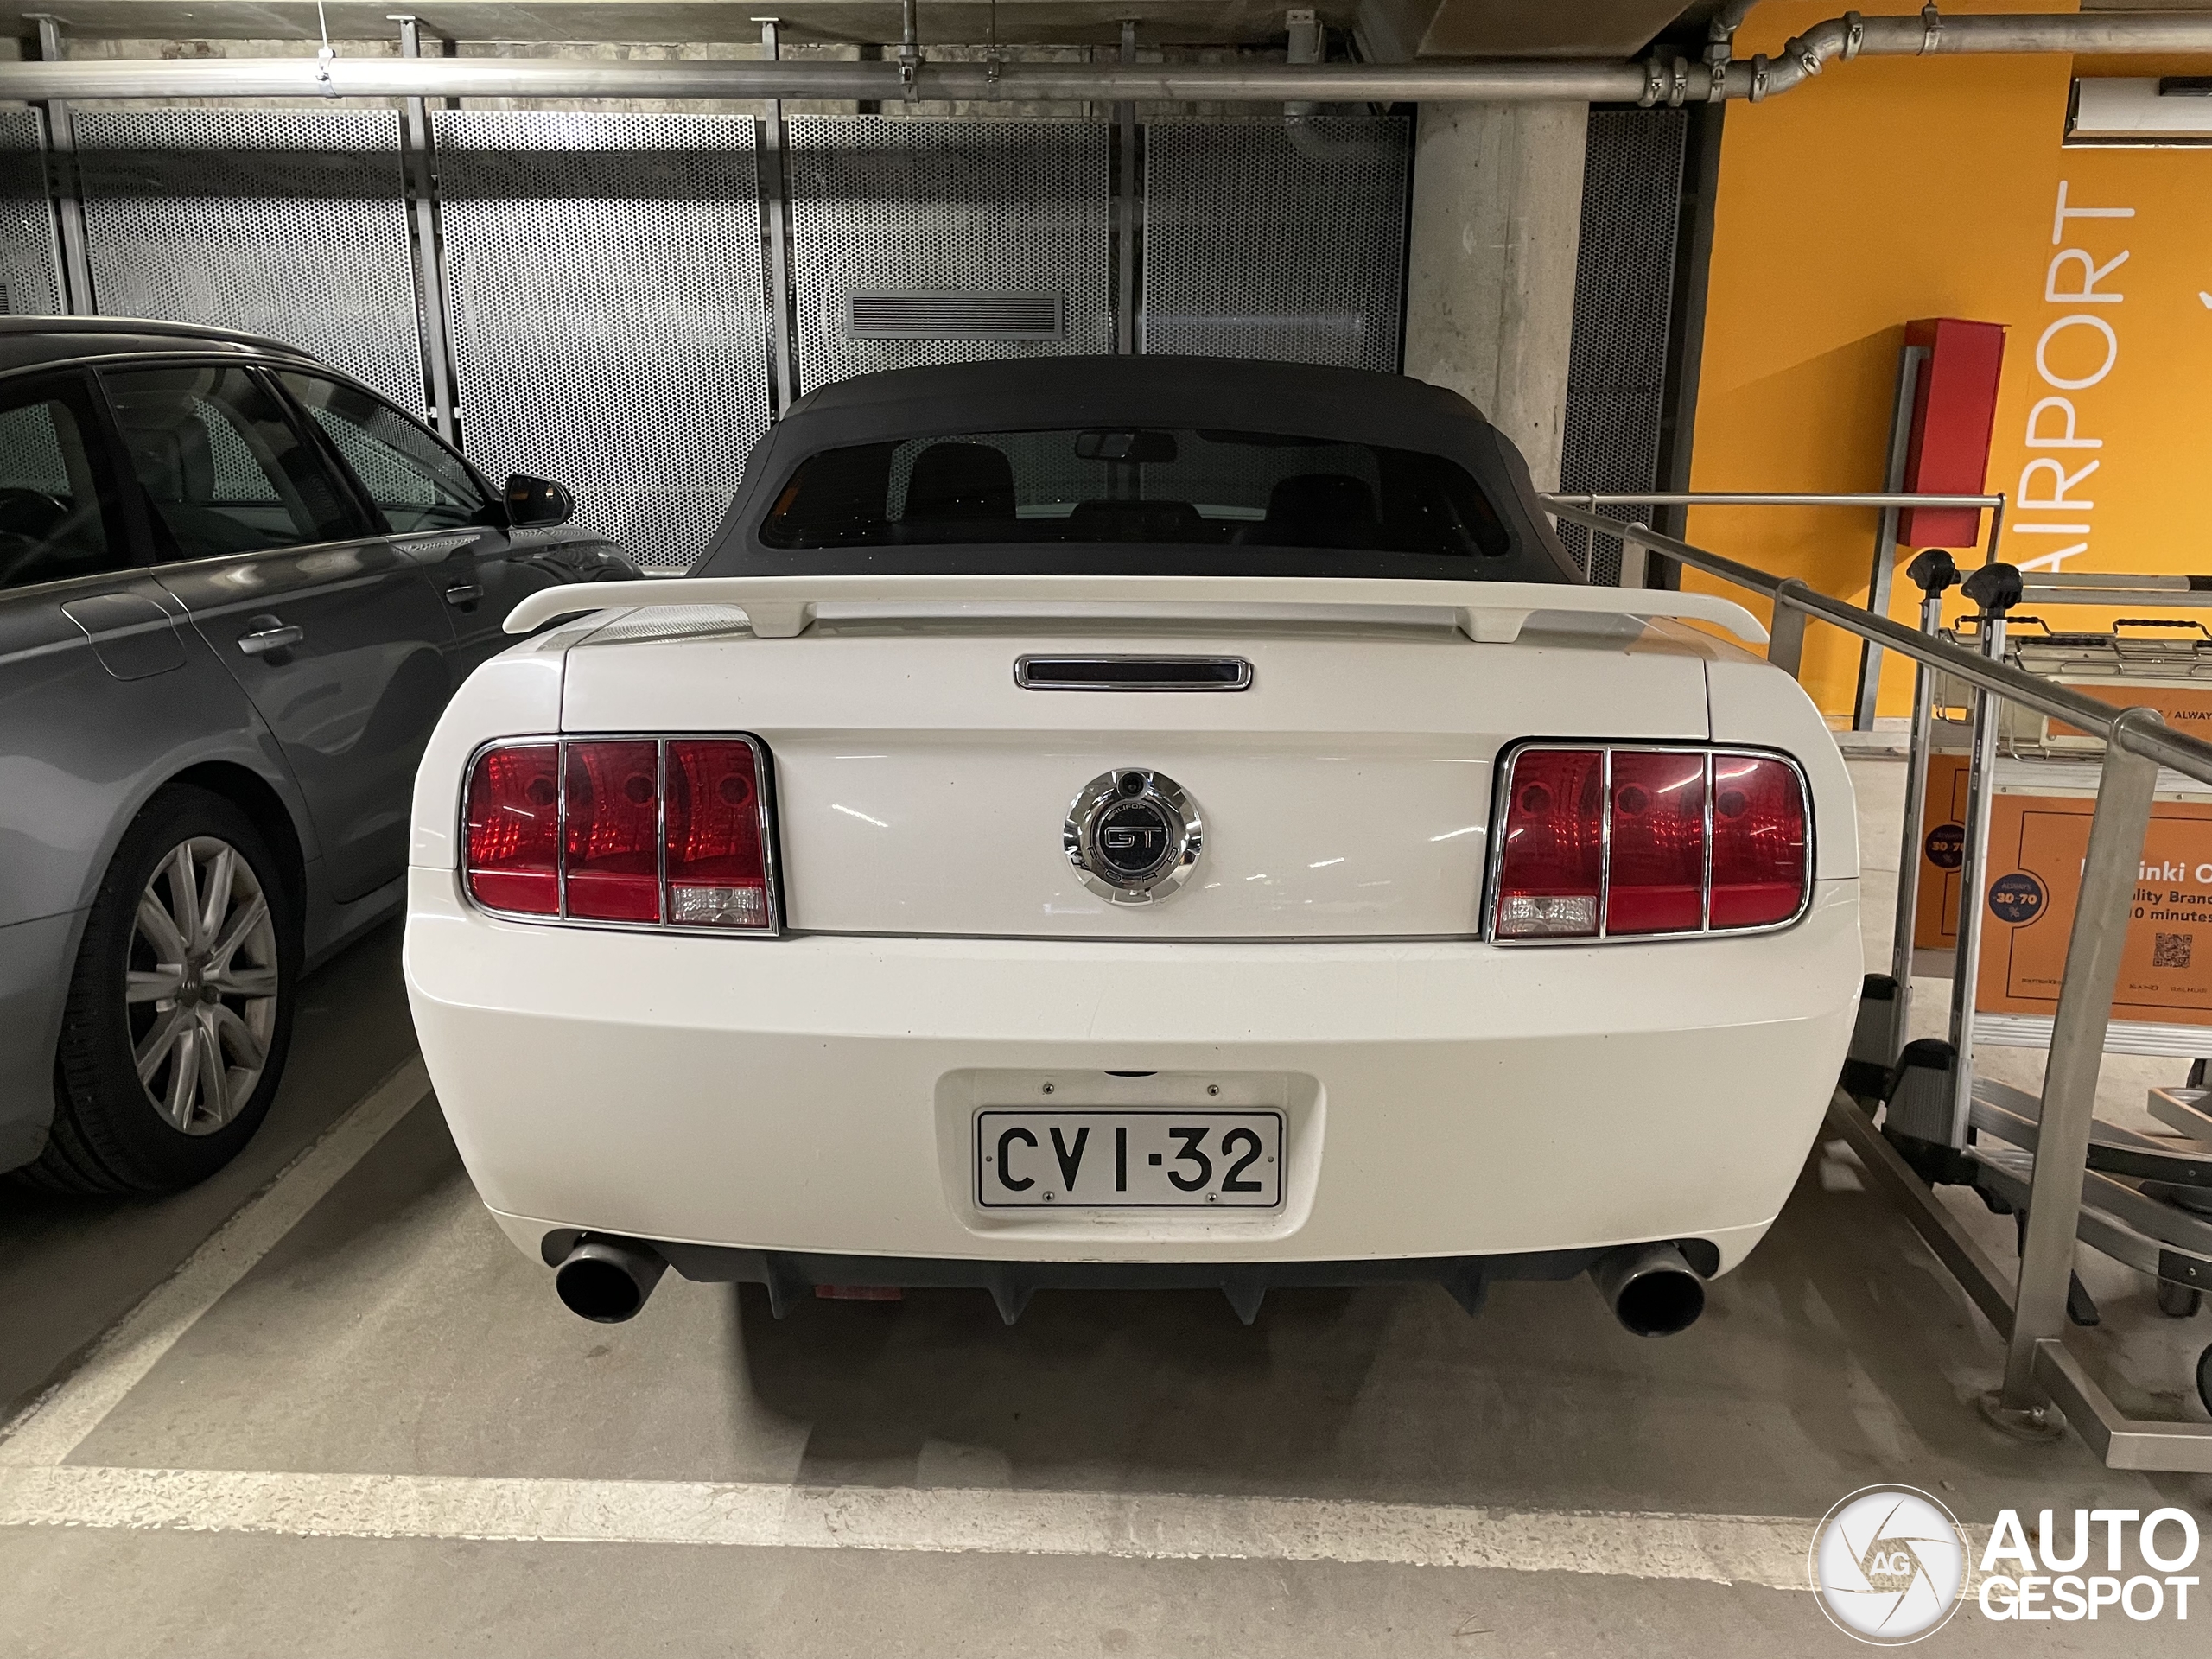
<box><xmin>1685</xmin><ymin>0</ymin><xmax>2212</xmax><ymax>719</ymax></box>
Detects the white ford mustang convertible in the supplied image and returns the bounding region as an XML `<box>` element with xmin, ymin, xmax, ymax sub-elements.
<box><xmin>403</xmin><ymin>357</ymin><xmax>1859</xmax><ymax>1335</ymax></box>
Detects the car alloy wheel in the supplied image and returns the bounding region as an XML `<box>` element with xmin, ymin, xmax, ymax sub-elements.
<box><xmin>126</xmin><ymin>835</ymin><xmax>281</xmax><ymax>1135</ymax></box>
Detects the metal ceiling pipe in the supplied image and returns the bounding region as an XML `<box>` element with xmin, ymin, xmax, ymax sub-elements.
<box><xmin>0</xmin><ymin>55</ymin><xmax>1652</xmax><ymax>104</ymax></box>
<box><xmin>0</xmin><ymin>13</ymin><xmax>2205</xmax><ymax>108</ymax></box>
<box><xmin>1722</xmin><ymin>9</ymin><xmax>2212</xmax><ymax>101</ymax></box>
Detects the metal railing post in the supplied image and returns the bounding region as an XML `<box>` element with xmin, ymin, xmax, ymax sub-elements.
<box><xmin>1766</xmin><ymin>577</ymin><xmax>1812</xmax><ymax>677</ymax></box>
<box><xmin>1853</xmin><ymin>343</ymin><xmax>1929</xmax><ymax>730</ymax></box>
<box><xmin>1890</xmin><ymin>550</ymin><xmax>1961</xmax><ymax>1056</ymax></box>
<box><xmin>1945</xmin><ymin>563</ymin><xmax>2023</xmax><ymax>1147</ymax></box>
<box><xmin>1990</xmin><ymin>709</ymin><xmax>2164</xmax><ymax>1427</ymax></box>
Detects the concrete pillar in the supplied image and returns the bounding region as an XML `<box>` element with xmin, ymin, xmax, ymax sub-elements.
<box><xmin>1402</xmin><ymin>101</ymin><xmax>1589</xmax><ymax>492</ymax></box>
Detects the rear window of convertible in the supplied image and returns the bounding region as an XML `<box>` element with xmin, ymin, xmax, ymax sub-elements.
<box><xmin>758</xmin><ymin>427</ymin><xmax>1523</xmax><ymax>567</ymax></box>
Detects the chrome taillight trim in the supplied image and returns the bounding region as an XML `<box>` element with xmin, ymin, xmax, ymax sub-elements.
<box><xmin>460</xmin><ymin>733</ymin><xmax>783</xmax><ymax>938</ymax></box>
<box><xmin>1481</xmin><ymin>740</ymin><xmax>1815</xmax><ymax>947</ymax></box>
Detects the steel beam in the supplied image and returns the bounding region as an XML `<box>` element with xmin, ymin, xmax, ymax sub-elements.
<box><xmin>24</xmin><ymin>15</ymin><xmax>93</xmax><ymax>315</ymax></box>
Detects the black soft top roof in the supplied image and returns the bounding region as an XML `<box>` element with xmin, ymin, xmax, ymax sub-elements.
<box><xmin>696</xmin><ymin>355</ymin><xmax>1579</xmax><ymax>582</ymax></box>
<box><xmin>776</xmin><ymin>354</ymin><xmax>1490</xmax><ymax>451</ymax></box>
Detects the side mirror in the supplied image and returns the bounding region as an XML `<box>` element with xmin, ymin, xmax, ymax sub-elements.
<box><xmin>505</xmin><ymin>475</ymin><xmax>575</xmax><ymax>528</ymax></box>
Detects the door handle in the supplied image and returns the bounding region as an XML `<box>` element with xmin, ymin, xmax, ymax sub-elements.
<box><xmin>237</xmin><ymin>623</ymin><xmax>303</xmax><ymax>658</ymax></box>
<box><xmin>443</xmin><ymin>582</ymin><xmax>484</xmax><ymax>607</ymax></box>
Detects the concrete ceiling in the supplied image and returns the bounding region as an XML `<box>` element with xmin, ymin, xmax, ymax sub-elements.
<box><xmin>1361</xmin><ymin>0</ymin><xmax>1692</xmax><ymax>60</ymax></box>
<box><xmin>7</xmin><ymin>0</ymin><xmax>1700</xmax><ymax>54</ymax></box>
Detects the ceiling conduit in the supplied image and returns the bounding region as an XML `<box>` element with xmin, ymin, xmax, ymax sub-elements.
<box><xmin>0</xmin><ymin>9</ymin><xmax>2207</xmax><ymax>106</ymax></box>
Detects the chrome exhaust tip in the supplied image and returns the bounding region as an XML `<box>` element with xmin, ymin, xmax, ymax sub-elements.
<box><xmin>554</xmin><ymin>1236</ymin><xmax>667</xmax><ymax>1323</ymax></box>
<box><xmin>1591</xmin><ymin>1242</ymin><xmax>1707</xmax><ymax>1338</ymax></box>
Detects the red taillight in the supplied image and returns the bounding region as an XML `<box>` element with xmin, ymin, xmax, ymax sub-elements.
<box><xmin>664</xmin><ymin>740</ymin><xmax>771</xmax><ymax>929</ymax></box>
<box><xmin>461</xmin><ymin>736</ymin><xmax>775</xmax><ymax>931</ymax></box>
<box><xmin>1491</xmin><ymin>747</ymin><xmax>1807</xmax><ymax>943</ymax></box>
<box><xmin>1493</xmin><ymin>749</ymin><xmax>1604</xmax><ymax>939</ymax></box>
<box><xmin>464</xmin><ymin>743</ymin><xmax>560</xmax><ymax>915</ymax></box>
<box><xmin>1709</xmin><ymin>754</ymin><xmax>1809</xmax><ymax>929</ymax></box>
<box><xmin>1605</xmin><ymin>749</ymin><xmax>1707</xmax><ymax>936</ymax></box>
<box><xmin>563</xmin><ymin>741</ymin><xmax>662</xmax><ymax>922</ymax></box>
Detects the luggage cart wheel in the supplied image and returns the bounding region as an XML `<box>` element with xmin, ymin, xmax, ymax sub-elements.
<box><xmin>2198</xmin><ymin>1343</ymin><xmax>2212</xmax><ymax>1418</ymax></box>
<box><xmin>2158</xmin><ymin>1280</ymin><xmax>2204</xmax><ymax>1319</ymax></box>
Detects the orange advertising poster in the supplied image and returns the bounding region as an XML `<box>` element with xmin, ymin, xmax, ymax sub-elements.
<box><xmin>1911</xmin><ymin>753</ymin><xmax>2212</xmax><ymax>1025</ymax></box>
<box><xmin>2048</xmin><ymin>683</ymin><xmax>2212</xmax><ymax>744</ymax></box>
<box><xmin>1911</xmin><ymin>753</ymin><xmax>1970</xmax><ymax>952</ymax></box>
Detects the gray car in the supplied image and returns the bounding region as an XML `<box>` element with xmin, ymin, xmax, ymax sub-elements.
<box><xmin>0</xmin><ymin>317</ymin><xmax>632</xmax><ymax>1193</ymax></box>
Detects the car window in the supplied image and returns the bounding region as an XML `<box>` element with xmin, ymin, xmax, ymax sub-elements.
<box><xmin>0</xmin><ymin>377</ymin><xmax>126</xmax><ymax>593</ymax></box>
<box><xmin>278</xmin><ymin>372</ymin><xmax>490</xmax><ymax>534</ymax></box>
<box><xmin>101</xmin><ymin>363</ymin><xmax>366</xmax><ymax>562</ymax></box>
<box><xmin>758</xmin><ymin>426</ymin><xmax>1524</xmax><ymax>569</ymax></box>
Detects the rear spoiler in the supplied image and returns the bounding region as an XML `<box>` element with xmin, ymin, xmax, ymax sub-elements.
<box><xmin>503</xmin><ymin>575</ymin><xmax>1769</xmax><ymax>647</ymax></box>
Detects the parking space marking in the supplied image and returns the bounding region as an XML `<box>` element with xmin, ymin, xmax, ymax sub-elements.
<box><xmin>0</xmin><ymin>1464</ymin><xmax>1820</xmax><ymax>1588</ymax></box>
<box><xmin>0</xmin><ymin>1056</ymin><xmax>432</xmax><ymax>1470</ymax></box>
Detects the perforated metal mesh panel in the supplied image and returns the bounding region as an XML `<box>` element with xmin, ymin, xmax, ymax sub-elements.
<box><xmin>1141</xmin><ymin>117</ymin><xmax>1408</xmax><ymax>372</ymax></box>
<box><xmin>0</xmin><ymin>111</ymin><xmax>60</xmax><ymax>317</ymax></box>
<box><xmin>787</xmin><ymin>118</ymin><xmax>1111</xmax><ymax>392</ymax></box>
<box><xmin>435</xmin><ymin>112</ymin><xmax>771</xmax><ymax>572</ymax></box>
<box><xmin>1557</xmin><ymin>109</ymin><xmax>1688</xmax><ymax>586</ymax></box>
<box><xmin>74</xmin><ymin>109</ymin><xmax>418</xmax><ymax>408</ymax></box>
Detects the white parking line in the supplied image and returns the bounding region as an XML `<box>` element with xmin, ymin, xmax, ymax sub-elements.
<box><xmin>0</xmin><ymin>1464</ymin><xmax>1821</xmax><ymax>1588</ymax></box>
<box><xmin>0</xmin><ymin>1055</ymin><xmax>432</xmax><ymax>1470</ymax></box>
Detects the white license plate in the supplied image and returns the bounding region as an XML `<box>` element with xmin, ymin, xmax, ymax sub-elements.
<box><xmin>976</xmin><ymin>1109</ymin><xmax>1283</xmax><ymax>1208</ymax></box>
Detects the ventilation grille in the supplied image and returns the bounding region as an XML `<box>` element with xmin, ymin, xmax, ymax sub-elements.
<box><xmin>1557</xmin><ymin>108</ymin><xmax>1688</xmax><ymax>587</ymax></box>
<box><xmin>787</xmin><ymin>117</ymin><xmax>1111</xmax><ymax>389</ymax></box>
<box><xmin>849</xmin><ymin>291</ymin><xmax>1063</xmax><ymax>340</ymax></box>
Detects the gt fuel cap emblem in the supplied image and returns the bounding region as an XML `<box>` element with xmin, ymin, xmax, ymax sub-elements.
<box><xmin>1065</xmin><ymin>768</ymin><xmax>1203</xmax><ymax>905</ymax></box>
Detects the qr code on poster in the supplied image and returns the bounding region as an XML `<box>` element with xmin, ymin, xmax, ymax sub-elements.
<box><xmin>2155</xmin><ymin>931</ymin><xmax>2194</xmax><ymax>969</ymax></box>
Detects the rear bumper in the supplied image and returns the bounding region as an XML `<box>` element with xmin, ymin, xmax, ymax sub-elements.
<box><xmin>533</xmin><ymin>1237</ymin><xmax>1639</xmax><ymax>1322</ymax></box>
<box><xmin>404</xmin><ymin>869</ymin><xmax>1860</xmax><ymax>1274</ymax></box>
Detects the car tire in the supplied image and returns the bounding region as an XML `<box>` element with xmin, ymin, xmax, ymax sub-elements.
<box><xmin>23</xmin><ymin>786</ymin><xmax>300</xmax><ymax>1196</ymax></box>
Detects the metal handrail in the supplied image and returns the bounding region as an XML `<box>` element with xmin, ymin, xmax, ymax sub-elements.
<box><xmin>1545</xmin><ymin>491</ymin><xmax>2004</xmax><ymax>510</ymax></box>
<box><xmin>1541</xmin><ymin>488</ymin><xmax>2008</xmax><ymax>733</ymax></box>
<box><xmin>1544</xmin><ymin>499</ymin><xmax>2212</xmax><ymax>1469</ymax></box>
<box><xmin>1544</xmin><ymin>500</ymin><xmax>2212</xmax><ymax>788</ymax></box>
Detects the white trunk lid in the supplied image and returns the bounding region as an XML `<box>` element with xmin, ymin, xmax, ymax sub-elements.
<box><xmin>558</xmin><ymin>611</ymin><xmax>1713</xmax><ymax>939</ymax></box>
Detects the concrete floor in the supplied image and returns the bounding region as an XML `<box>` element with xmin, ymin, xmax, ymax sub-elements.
<box><xmin>2</xmin><ymin>759</ymin><xmax>2209</xmax><ymax>1656</ymax></box>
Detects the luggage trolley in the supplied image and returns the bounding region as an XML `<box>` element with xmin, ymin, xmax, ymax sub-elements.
<box><xmin>1849</xmin><ymin>556</ymin><xmax>2212</xmax><ymax>1422</ymax></box>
